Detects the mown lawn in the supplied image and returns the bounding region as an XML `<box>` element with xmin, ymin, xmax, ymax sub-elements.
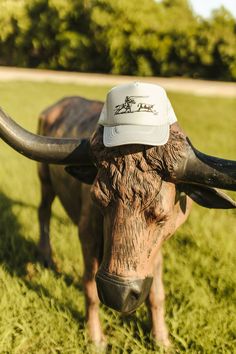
<box><xmin>0</xmin><ymin>81</ymin><xmax>235</xmax><ymax>353</ymax></box>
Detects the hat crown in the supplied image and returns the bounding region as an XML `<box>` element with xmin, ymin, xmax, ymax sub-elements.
<box><xmin>99</xmin><ymin>82</ymin><xmax>169</xmax><ymax>127</ymax></box>
<box><xmin>99</xmin><ymin>82</ymin><xmax>177</xmax><ymax>147</ymax></box>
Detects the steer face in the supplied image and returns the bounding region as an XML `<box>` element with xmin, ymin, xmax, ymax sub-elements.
<box><xmin>90</xmin><ymin>127</ymin><xmax>186</xmax><ymax>313</ymax></box>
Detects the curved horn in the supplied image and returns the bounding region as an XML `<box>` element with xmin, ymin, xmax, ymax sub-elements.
<box><xmin>172</xmin><ymin>138</ymin><xmax>236</xmax><ymax>191</ymax></box>
<box><xmin>0</xmin><ymin>107</ymin><xmax>92</xmax><ymax>165</ymax></box>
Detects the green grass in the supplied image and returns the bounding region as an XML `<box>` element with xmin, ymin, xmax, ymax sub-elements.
<box><xmin>0</xmin><ymin>81</ymin><xmax>235</xmax><ymax>353</ymax></box>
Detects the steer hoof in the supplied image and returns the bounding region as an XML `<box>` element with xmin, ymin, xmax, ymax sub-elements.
<box><xmin>153</xmin><ymin>332</ymin><xmax>172</xmax><ymax>352</ymax></box>
<box><xmin>39</xmin><ymin>253</ymin><xmax>53</xmax><ymax>268</ymax></box>
<box><xmin>38</xmin><ymin>247</ymin><xmax>55</xmax><ymax>269</ymax></box>
<box><xmin>90</xmin><ymin>336</ymin><xmax>107</xmax><ymax>353</ymax></box>
<box><xmin>38</xmin><ymin>241</ymin><xmax>55</xmax><ymax>268</ymax></box>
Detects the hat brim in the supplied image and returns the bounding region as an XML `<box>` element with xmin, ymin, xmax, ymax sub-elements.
<box><xmin>103</xmin><ymin>124</ymin><xmax>170</xmax><ymax>147</ymax></box>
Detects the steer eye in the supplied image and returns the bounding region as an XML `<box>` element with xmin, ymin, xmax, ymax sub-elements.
<box><xmin>144</xmin><ymin>207</ymin><xmax>158</xmax><ymax>223</ymax></box>
<box><xmin>144</xmin><ymin>205</ymin><xmax>166</xmax><ymax>225</ymax></box>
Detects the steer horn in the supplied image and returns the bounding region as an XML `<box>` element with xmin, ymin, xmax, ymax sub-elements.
<box><xmin>0</xmin><ymin>107</ymin><xmax>92</xmax><ymax>165</ymax></box>
<box><xmin>172</xmin><ymin>138</ymin><xmax>236</xmax><ymax>191</ymax></box>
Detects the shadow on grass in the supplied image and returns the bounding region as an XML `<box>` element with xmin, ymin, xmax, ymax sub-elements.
<box><xmin>0</xmin><ymin>191</ymin><xmax>84</xmax><ymax>322</ymax></box>
<box><xmin>0</xmin><ymin>192</ymin><xmax>39</xmax><ymax>276</ymax></box>
<box><xmin>0</xmin><ymin>195</ymin><xmax>69</xmax><ymax>225</ymax></box>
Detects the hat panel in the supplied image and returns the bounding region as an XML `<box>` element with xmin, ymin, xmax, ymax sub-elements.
<box><xmin>105</xmin><ymin>82</ymin><xmax>168</xmax><ymax>126</ymax></box>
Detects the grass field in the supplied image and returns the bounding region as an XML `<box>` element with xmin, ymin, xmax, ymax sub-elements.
<box><xmin>0</xmin><ymin>81</ymin><xmax>235</xmax><ymax>353</ymax></box>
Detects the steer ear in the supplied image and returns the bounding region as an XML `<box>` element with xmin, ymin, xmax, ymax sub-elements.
<box><xmin>65</xmin><ymin>165</ymin><xmax>97</xmax><ymax>185</ymax></box>
<box><xmin>178</xmin><ymin>184</ymin><xmax>236</xmax><ymax>209</ymax></box>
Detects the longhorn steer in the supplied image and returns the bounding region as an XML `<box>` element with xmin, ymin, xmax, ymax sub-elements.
<box><xmin>0</xmin><ymin>95</ymin><xmax>236</xmax><ymax>348</ymax></box>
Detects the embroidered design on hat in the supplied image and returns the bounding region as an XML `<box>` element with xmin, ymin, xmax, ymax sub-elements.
<box><xmin>114</xmin><ymin>96</ymin><xmax>158</xmax><ymax>115</ymax></box>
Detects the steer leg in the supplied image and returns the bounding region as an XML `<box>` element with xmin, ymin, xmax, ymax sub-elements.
<box><xmin>81</xmin><ymin>254</ymin><xmax>104</xmax><ymax>346</ymax></box>
<box><xmin>78</xmin><ymin>188</ymin><xmax>105</xmax><ymax>347</ymax></box>
<box><xmin>146</xmin><ymin>251</ymin><xmax>171</xmax><ymax>348</ymax></box>
<box><xmin>38</xmin><ymin>163</ymin><xmax>55</xmax><ymax>267</ymax></box>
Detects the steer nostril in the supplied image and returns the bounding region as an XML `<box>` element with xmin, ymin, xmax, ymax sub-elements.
<box><xmin>125</xmin><ymin>290</ymin><xmax>141</xmax><ymax>312</ymax></box>
<box><xmin>130</xmin><ymin>290</ymin><xmax>140</xmax><ymax>302</ymax></box>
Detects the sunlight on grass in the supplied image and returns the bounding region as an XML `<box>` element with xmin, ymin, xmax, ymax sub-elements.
<box><xmin>0</xmin><ymin>81</ymin><xmax>235</xmax><ymax>353</ymax></box>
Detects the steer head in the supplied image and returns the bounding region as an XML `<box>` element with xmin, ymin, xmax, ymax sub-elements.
<box><xmin>0</xmin><ymin>107</ymin><xmax>236</xmax><ymax>314</ymax></box>
<box><xmin>89</xmin><ymin>125</ymin><xmax>190</xmax><ymax>313</ymax></box>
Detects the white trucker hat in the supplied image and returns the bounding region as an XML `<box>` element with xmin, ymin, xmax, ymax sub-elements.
<box><xmin>98</xmin><ymin>82</ymin><xmax>177</xmax><ymax>147</ymax></box>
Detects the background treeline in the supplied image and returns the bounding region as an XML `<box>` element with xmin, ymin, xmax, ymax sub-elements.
<box><xmin>0</xmin><ymin>0</ymin><xmax>236</xmax><ymax>81</ymax></box>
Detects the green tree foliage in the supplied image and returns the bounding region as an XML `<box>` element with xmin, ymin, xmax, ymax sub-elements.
<box><xmin>90</xmin><ymin>0</ymin><xmax>164</xmax><ymax>75</ymax></box>
<box><xmin>0</xmin><ymin>0</ymin><xmax>235</xmax><ymax>80</ymax></box>
<box><xmin>0</xmin><ymin>0</ymin><xmax>28</xmax><ymax>66</ymax></box>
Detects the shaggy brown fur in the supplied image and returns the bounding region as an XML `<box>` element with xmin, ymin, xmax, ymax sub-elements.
<box><xmin>91</xmin><ymin>126</ymin><xmax>188</xmax><ymax>210</ymax></box>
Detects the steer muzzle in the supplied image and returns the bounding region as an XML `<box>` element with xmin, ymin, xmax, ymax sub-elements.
<box><xmin>96</xmin><ymin>271</ymin><xmax>153</xmax><ymax>314</ymax></box>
